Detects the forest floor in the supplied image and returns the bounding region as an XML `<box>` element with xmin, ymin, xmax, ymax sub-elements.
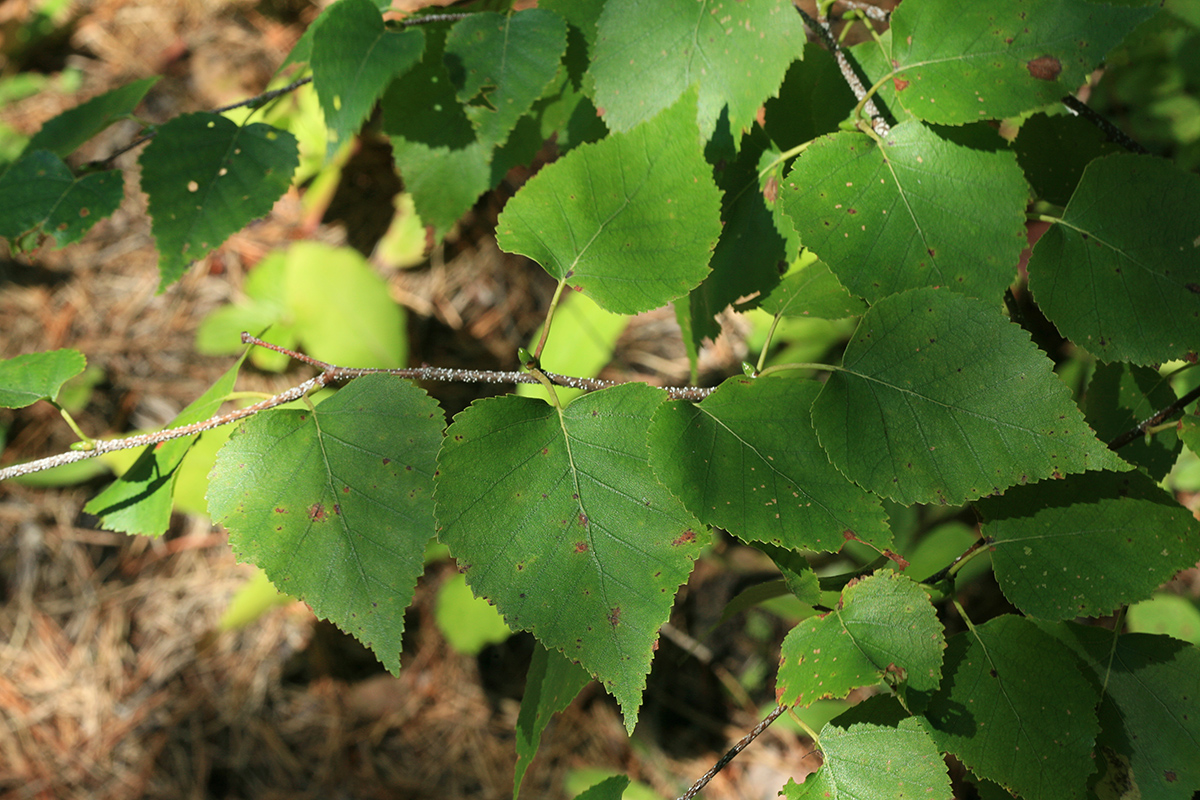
<box><xmin>0</xmin><ymin>1</ymin><xmax>821</xmax><ymax>798</ymax></box>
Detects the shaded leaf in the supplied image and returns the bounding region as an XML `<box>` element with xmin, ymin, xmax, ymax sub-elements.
<box><xmin>811</xmin><ymin>288</ymin><xmax>1129</xmax><ymax>506</ymax></box>
<box><xmin>781</xmin><ymin>121</ymin><xmax>1029</xmax><ymax>303</ymax></box>
<box><xmin>1084</xmin><ymin>361</ymin><xmax>1182</xmax><ymax>480</ymax></box>
<box><xmin>886</xmin><ymin>0</ymin><xmax>1156</xmax><ymax>125</ymax></box>
<box><xmin>141</xmin><ymin>113</ymin><xmax>298</xmax><ymax>287</ymax></box>
<box><xmin>0</xmin><ymin>151</ymin><xmax>123</xmax><ymax>247</ymax></box>
<box><xmin>208</xmin><ymin>375</ymin><xmax>443</xmax><ymax>674</ymax></box>
<box><xmin>23</xmin><ymin>77</ymin><xmax>158</xmax><ymax>158</ymax></box>
<box><xmin>590</xmin><ymin>0</ymin><xmax>806</xmax><ymax>143</ymax></box>
<box><xmin>782</xmin><ymin>718</ymin><xmax>951</xmax><ymax>800</ymax></box>
<box><xmin>924</xmin><ymin>616</ymin><xmax>1100</xmax><ymax>800</ymax></box>
<box><xmin>777</xmin><ymin>571</ymin><xmax>944</xmax><ymax>706</ymax></box>
<box><xmin>0</xmin><ymin>349</ymin><xmax>86</xmax><ymax>409</ymax></box>
<box><xmin>434</xmin><ymin>383</ymin><xmax>707</xmax><ymax>730</ymax></box>
<box><xmin>649</xmin><ymin>376</ymin><xmax>890</xmax><ymax>552</ymax></box>
<box><xmin>86</xmin><ymin>356</ymin><xmax>244</xmax><ymax>536</ymax></box>
<box><xmin>1046</xmin><ymin>623</ymin><xmax>1200</xmax><ymax>800</ymax></box>
<box><xmin>1028</xmin><ymin>154</ymin><xmax>1200</xmax><ymax>364</ymax></box>
<box><xmin>515</xmin><ymin>643</ymin><xmax>593</xmax><ymax>798</ymax></box>
<box><xmin>977</xmin><ymin>470</ymin><xmax>1200</xmax><ymax>621</ymax></box>
<box><xmin>1012</xmin><ymin>110</ymin><xmax>1126</xmax><ymax>207</ymax></box>
<box><xmin>311</xmin><ymin>0</ymin><xmax>424</xmax><ymax>156</ymax></box>
<box><xmin>759</xmin><ymin>260</ymin><xmax>867</xmax><ymax>320</ymax></box>
<box><xmin>445</xmin><ymin>9</ymin><xmax>567</xmax><ymax>148</ymax></box>
<box><xmin>497</xmin><ymin>90</ymin><xmax>721</xmax><ymax>315</ymax></box>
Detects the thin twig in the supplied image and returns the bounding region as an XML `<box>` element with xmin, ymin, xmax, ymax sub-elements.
<box><xmin>676</xmin><ymin>705</ymin><xmax>788</xmax><ymax>800</ymax></box>
<box><xmin>834</xmin><ymin>0</ymin><xmax>890</xmax><ymax>23</ymax></box>
<box><xmin>794</xmin><ymin>6</ymin><xmax>889</xmax><ymax>136</ymax></box>
<box><xmin>1108</xmin><ymin>382</ymin><xmax>1200</xmax><ymax>451</ymax></box>
<box><xmin>1061</xmin><ymin>95</ymin><xmax>1150</xmax><ymax>155</ymax></box>
<box><xmin>212</xmin><ymin>75</ymin><xmax>313</xmax><ymax>114</ymax></box>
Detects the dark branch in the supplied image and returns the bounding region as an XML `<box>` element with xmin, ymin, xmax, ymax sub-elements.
<box><xmin>1061</xmin><ymin>95</ymin><xmax>1150</xmax><ymax>155</ymax></box>
<box><xmin>1108</xmin><ymin>381</ymin><xmax>1200</xmax><ymax>451</ymax></box>
<box><xmin>676</xmin><ymin>705</ymin><xmax>788</xmax><ymax>800</ymax></box>
<box><xmin>793</xmin><ymin>5</ymin><xmax>890</xmax><ymax>136</ymax></box>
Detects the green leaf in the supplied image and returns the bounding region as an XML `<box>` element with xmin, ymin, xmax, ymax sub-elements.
<box><xmin>1084</xmin><ymin>361</ymin><xmax>1182</xmax><ymax>480</ymax></box>
<box><xmin>435</xmin><ymin>573</ymin><xmax>513</xmax><ymax>655</ymax></box>
<box><xmin>282</xmin><ymin>242</ymin><xmax>406</xmax><ymax>368</ymax></box>
<box><xmin>515</xmin><ymin>643</ymin><xmax>592</xmax><ymax>798</ymax></box>
<box><xmin>590</xmin><ymin>0</ymin><xmax>806</xmax><ymax>143</ymax></box>
<box><xmin>755</xmin><ymin>542</ymin><xmax>821</xmax><ymax>606</ymax></box>
<box><xmin>1012</xmin><ymin>111</ymin><xmax>1126</xmax><ymax>207</ymax></box>
<box><xmin>84</xmin><ymin>356</ymin><xmax>244</xmax><ymax>536</ymax></box>
<box><xmin>810</xmin><ymin>288</ymin><xmax>1129</xmax><ymax>506</ymax></box>
<box><xmin>648</xmin><ymin>376</ymin><xmax>891</xmax><ymax>553</ymax></box>
<box><xmin>686</xmin><ymin>127</ymin><xmax>791</xmax><ymax>345</ymax></box>
<box><xmin>140</xmin><ymin>113</ymin><xmax>298</xmax><ymax>287</ymax></box>
<box><xmin>977</xmin><ymin>470</ymin><xmax>1200</xmax><ymax>621</ymax></box>
<box><xmin>434</xmin><ymin>383</ymin><xmax>708</xmax><ymax>731</ymax></box>
<box><xmin>759</xmin><ymin>260</ymin><xmax>867</xmax><ymax>320</ymax></box>
<box><xmin>0</xmin><ymin>150</ymin><xmax>123</xmax><ymax>247</ymax></box>
<box><xmin>1127</xmin><ymin>594</ymin><xmax>1200</xmax><ymax>645</ymax></box>
<box><xmin>572</xmin><ymin>775</ymin><xmax>630</xmax><ymax>800</ymax></box>
<box><xmin>886</xmin><ymin>0</ymin><xmax>1157</xmax><ymax>125</ymax></box>
<box><xmin>0</xmin><ymin>349</ymin><xmax>86</xmax><ymax>409</ymax></box>
<box><xmin>218</xmin><ymin>567</ymin><xmax>293</xmax><ymax>631</ymax></box>
<box><xmin>445</xmin><ymin>9</ymin><xmax>567</xmax><ymax>148</ymax></box>
<box><xmin>782</xmin><ymin>718</ymin><xmax>951</xmax><ymax>800</ymax></box>
<box><xmin>497</xmin><ymin>90</ymin><xmax>721</xmax><ymax>315</ymax></box>
<box><xmin>208</xmin><ymin>374</ymin><xmax>444</xmax><ymax>674</ymax></box>
<box><xmin>923</xmin><ymin>615</ymin><xmax>1100</xmax><ymax>800</ymax></box>
<box><xmin>762</xmin><ymin>48</ymin><xmax>859</xmax><ymax>150</ymax></box>
<box><xmin>311</xmin><ymin>0</ymin><xmax>425</xmax><ymax>157</ymax></box>
<box><xmin>1027</xmin><ymin>154</ymin><xmax>1200</xmax><ymax>365</ymax></box>
<box><xmin>776</xmin><ymin>571</ymin><xmax>945</xmax><ymax>706</ymax></box>
<box><xmin>22</xmin><ymin>77</ymin><xmax>158</xmax><ymax>159</ymax></box>
<box><xmin>780</xmin><ymin>121</ymin><xmax>1029</xmax><ymax>303</ymax></box>
<box><xmin>1046</xmin><ymin>623</ymin><xmax>1200</xmax><ymax>800</ymax></box>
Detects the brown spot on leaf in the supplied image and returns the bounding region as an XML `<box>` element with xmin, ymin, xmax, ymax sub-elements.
<box><xmin>762</xmin><ymin>175</ymin><xmax>778</xmax><ymax>204</ymax></box>
<box><xmin>574</xmin><ymin>541</ymin><xmax>589</xmax><ymax>553</ymax></box>
<box><xmin>308</xmin><ymin>503</ymin><xmax>327</xmax><ymax>522</ymax></box>
<box><xmin>893</xmin><ymin>76</ymin><xmax>909</xmax><ymax>91</ymax></box>
<box><xmin>607</xmin><ymin>607</ymin><xmax>621</xmax><ymax>627</ymax></box>
<box><xmin>884</xmin><ymin>550</ymin><xmax>910</xmax><ymax>570</ymax></box>
<box><xmin>1026</xmin><ymin>55</ymin><xmax>1062</xmax><ymax>81</ymax></box>
<box><xmin>672</xmin><ymin>529</ymin><xmax>697</xmax><ymax>546</ymax></box>
<box><xmin>1186</xmin><ymin>283</ymin><xmax>1200</xmax><ymax>294</ymax></box>
<box><xmin>1165</xmin><ymin>771</ymin><xmax>1177</xmax><ymax>783</ymax></box>
<box><xmin>578</xmin><ymin>513</ymin><xmax>589</xmax><ymax>527</ymax></box>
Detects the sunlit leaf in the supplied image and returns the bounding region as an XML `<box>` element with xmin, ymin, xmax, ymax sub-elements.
<box><xmin>781</xmin><ymin>121</ymin><xmax>1029</xmax><ymax>303</ymax></box>
<box><xmin>208</xmin><ymin>375</ymin><xmax>443</xmax><ymax>674</ymax></box>
<box><xmin>649</xmin><ymin>376</ymin><xmax>890</xmax><ymax>552</ymax></box>
<box><xmin>497</xmin><ymin>90</ymin><xmax>721</xmax><ymax>315</ymax></box>
<box><xmin>23</xmin><ymin>77</ymin><xmax>159</xmax><ymax>158</ymax></box>
<box><xmin>811</xmin><ymin>288</ymin><xmax>1129</xmax><ymax>506</ymax></box>
<box><xmin>777</xmin><ymin>572</ymin><xmax>944</xmax><ymax>706</ymax></box>
<box><xmin>977</xmin><ymin>470</ymin><xmax>1200</xmax><ymax>621</ymax></box>
<box><xmin>0</xmin><ymin>349</ymin><xmax>86</xmax><ymax>409</ymax></box>
<box><xmin>434</xmin><ymin>383</ymin><xmax>707</xmax><ymax>730</ymax></box>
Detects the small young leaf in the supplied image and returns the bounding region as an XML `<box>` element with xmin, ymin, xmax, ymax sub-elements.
<box><xmin>811</xmin><ymin>288</ymin><xmax>1129</xmax><ymax>506</ymax></box>
<box><xmin>0</xmin><ymin>349</ymin><xmax>86</xmax><ymax>409</ymax></box>
<box><xmin>781</xmin><ymin>121</ymin><xmax>1029</xmax><ymax>303</ymax></box>
<box><xmin>649</xmin><ymin>376</ymin><xmax>891</xmax><ymax>553</ymax></box>
<box><xmin>85</xmin><ymin>355</ymin><xmax>244</xmax><ymax>536</ymax></box>
<box><xmin>782</xmin><ymin>718</ymin><xmax>951</xmax><ymax>800</ymax></box>
<box><xmin>1084</xmin><ymin>361</ymin><xmax>1182</xmax><ymax>480</ymax></box>
<box><xmin>977</xmin><ymin>470</ymin><xmax>1200</xmax><ymax>621</ymax></box>
<box><xmin>434</xmin><ymin>383</ymin><xmax>707</xmax><ymax>731</ymax></box>
<box><xmin>923</xmin><ymin>615</ymin><xmax>1100</xmax><ymax>800</ymax></box>
<box><xmin>445</xmin><ymin>9</ymin><xmax>567</xmax><ymax>148</ymax></box>
<box><xmin>22</xmin><ymin>77</ymin><xmax>159</xmax><ymax>159</ymax></box>
<box><xmin>1044</xmin><ymin>623</ymin><xmax>1200</xmax><ymax>800</ymax></box>
<box><xmin>515</xmin><ymin>643</ymin><xmax>593</xmax><ymax>798</ymax></box>
<box><xmin>0</xmin><ymin>151</ymin><xmax>123</xmax><ymax>247</ymax></box>
<box><xmin>497</xmin><ymin>89</ymin><xmax>721</xmax><ymax>315</ymax></box>
<box><xmin>590</xmin><ymin>0</ymin><xmax>806</xmax><ymax>143</ymax></box>
<box><xmin>776</xmin><ymin>571</ymin><xmax>944</xmax><ymax>706</ymax></box>
<box><xmin>208</xmin><ymin>374</ymin><xmax>444</xmax><ymax>674</ymax></box>
<box><xmin>886</xmin><ymin>0</ymin><xmax>1156</xmax><ymax>125</ymax></box>
<box><xmin>311</xmin><ymin>0</ymin><xmax>425</xmax><ymax>157</ymax></box>
<box><xmin>1027</xmin><ymin>154</ymin><xmax>1200</xmax><ymax>365</ymax></box>
<box><xmin>140</xmin><ymin>113</ymin><xmax>298</xmax><ymax>287</ymax></box>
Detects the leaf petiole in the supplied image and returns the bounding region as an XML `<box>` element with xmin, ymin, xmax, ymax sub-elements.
<box><xmin>50</xmin><ymin>401</ymin><xmax>95</xmax><ymax>451</ymax></box>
